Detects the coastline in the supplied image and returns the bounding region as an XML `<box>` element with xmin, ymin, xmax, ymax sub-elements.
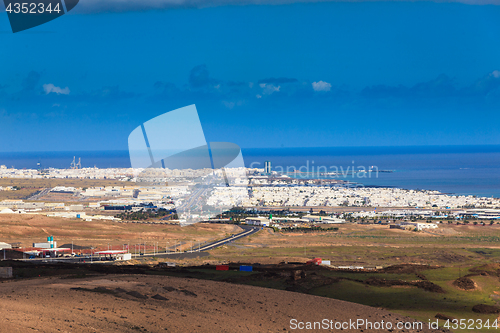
<box><xmin>0</xmin><ymin>146</ymin><xmax>498</xmax><ymax>198</ymax></box>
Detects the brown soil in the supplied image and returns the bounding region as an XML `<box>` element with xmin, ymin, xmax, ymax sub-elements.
<box><xmin>0</xmin><ymin>214</ymin><xmax>236</xmax><ymax>252</ymax></box>
<box><xmin>472</xmin><ymin>304</ymin><xmax>500</xmax><ymax>314</ymax></box>
<box><xmin>0</xmin><ymin>274</ymin><xmax>450</xmax><ymax>332</ymax></box>
<box><xmin>469</xmin><ymin>263</ymin><xmax>500</xmax><ymax>277</ymax></box>
<box><xmin>435</xmin><ymin>313</ymin><xmax>455</xmax><ymax>321</ymax></box>
<box><xmin>452</xmin><ymin>276</ymin><xmax>476</xmax><ymax>290</ymax></box>
<box><xmin>480</xmin><ymin>263</ymin><xmax>500</xmax><ymax>270</ymax></box>
<box><xmin>364</xmin><ymin>277</ymin><xmax>445</xmax><ymax>293</ymax></box>
<box><xmin>380</xmin><ymin>264</ymin><xmax>439</xmax><ymax>274</ymax></box>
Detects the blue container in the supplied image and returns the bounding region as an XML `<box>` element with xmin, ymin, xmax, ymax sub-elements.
<box><xmin>240</xmin><ymin>265</ymin><xmax>253</xmax><ymax>272</ymax></box>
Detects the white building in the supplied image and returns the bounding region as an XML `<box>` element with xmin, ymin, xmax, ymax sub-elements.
<box><xmin>245</xmin><ymin>217</ymin><xmax>269</xmax><ymax>226</ymax></box>
<box><xmin>0</xmin><ymin>242</ymin><xmax>12</xmax><ymax>250</ymax></box>
<box><xmin>302</xmin><ymin>215</ymin><xmax>346</xmax><ymax>224</ymax></box>
<box><xmin>399</xmin><ymin>222</ymin><xmax>438</xmax><ymax>230</ymax></box>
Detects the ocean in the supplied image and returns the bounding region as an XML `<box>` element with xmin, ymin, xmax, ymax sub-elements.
<box><xmin>0</xmin><ymin>145</ymin><xmax>499</xmax><ymax>198</ymax></box>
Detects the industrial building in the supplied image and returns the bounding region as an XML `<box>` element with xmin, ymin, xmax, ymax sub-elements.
<box><xmin>302</xmin><ymin>215</ymin><xmax>346</xmax><ymax>224</ymax></box>
<box><xmin>245</xmin><ymin>217</ymin><xmax>270</xmax><ymax>227</ymax></box>
<box><xmin>33</xmin><ymin>236</ymin><xmax>57</xmax><ymax>249</ymax></box>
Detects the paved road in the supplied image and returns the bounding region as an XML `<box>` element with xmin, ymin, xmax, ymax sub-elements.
<box><xmin>138</xmin><ymin>225</ymin><xmax>259</xmax><ymax>256</ymax></box>
<box><xmin>20</xmin><ymin>225</ymin><xmax>261</xmax><ymax>263</ymax></box>
<box><xmin>195</xmin><ymin>225</ymin><xmax>259</xmax><ymax>252</ymax></box>
<box><xmin>27</xmin><ymin>188</ymin><xmax>51</xmax><ymax>200</ymax></box>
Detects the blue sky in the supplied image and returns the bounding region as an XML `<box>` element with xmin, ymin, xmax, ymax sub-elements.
<box><xmin>0</xmin><ymin>1</ymin><xmax>500</xmax><ymax>151</ymax></box>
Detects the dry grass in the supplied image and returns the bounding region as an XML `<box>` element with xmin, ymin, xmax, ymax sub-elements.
<box><xmin>205</xmin><ymin>222</ymin><xmax>500</xmax><ymax>267</ymax></box>
<box><xmin>0</xmin><ymin>214</ymin><xmax>239</xmax><ymax>252</ymax></box>
<box><xmin>0</xmin><ymin>178</ymin><xmax>127</xmax><ymax>200</ymax></box>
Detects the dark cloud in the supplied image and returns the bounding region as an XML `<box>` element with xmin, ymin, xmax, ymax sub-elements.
<box><xmin>21</xmin><ymin>71</ymin><xmax>40</xmax><ymax>91</ymax></box>
<box><xmin>70</xmin><ymin>0</ymin><xmax>500</xmax><ymax>14</ymax></box>
<box><xmin>360</xmin><ymin>84</ymin><xmax>408</xmax><ymax>98</ymax></box>
<box><xmin>411</xmin><ymin>74</ymin><xmax>457</xmax><ymax>97</ymax></box>
<box><xmin>258</xmin><ymin>77</ymin><xmax>298</xmax><ymax>85</ymax></box>
<box><xmin>154</xmin><ymin>81</ymin><xmax>176</xmax><ymax>90</ymax></box>
<box><xmin>467</xmin><ymin>70</ymin><xmax>500</xmax><ymax>96</ymax></box>
<box><xmin>361</xmin><ymin>71</ymin><xmax>500</xmax><ymax>101</ymax></box>
<box><xmin>189</xmin><ymin>64</ymin><xmax>219</xmax><ymax>89</ymax></box>
<box><xmin>227</xmin><ymin>81</ymin><xmax>247</xmax><ymax>87</ymax></box>
<box><xmin>361</xmin><ymin>74</ymin><xmax>459</xmax><ymax>99</ymax></box>
<box><xmin>153</xmin><ymin>81</ymin><xmax>184</xmax><ymax>98</ymax></box>
<box><xmin>86</xmin><ymin>86</ymin><xmax>137</xmax><ymax>99</ymax></box>
<box><xmin>149</xmin><ymin>68</ymin><xmax>500</xmax><ymax>109</ymax></box>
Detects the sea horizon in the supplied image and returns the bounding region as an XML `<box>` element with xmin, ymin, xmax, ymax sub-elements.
<box><xmin>0</xmin><ymin>144</ymin><xmax>499</xmax><ymax>199</ymax></box>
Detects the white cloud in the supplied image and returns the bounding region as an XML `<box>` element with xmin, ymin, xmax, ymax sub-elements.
<box><xmin>43</xmin><ymin>83</ymin><xmax>70</xmax><ymax>95</ymax></box>
<box><xmin>491</xmin><ymin>70</ymin><xmax>500</xmax><ymax>78</ymax></box>
<box><xmin>261</xmin><ymin>84</ymin><xmax>280</xmax><ymax>95</ymax></box>
<box><xmin>312</xmin><ymin>80</ymin><xmax>331</xmax><ymax>92</ymax></box>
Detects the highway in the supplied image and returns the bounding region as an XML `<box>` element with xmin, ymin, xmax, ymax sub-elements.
<box><xmin>180</xmin><ymin>186</ymin><xmax>208</xmax><ymax>211</ymax></box>
<box><xmin>141</xmin><ymin>225</ymin><xmax>259</xmax><ymax>256</ymax></box>
<box><xmin>195</xmin><ymin>225</ymin><xmax>259</xmax><ymax>252</ymax></box>
<box><xmin>20</xmin><ymin>224</ymin><xmax>261</xmax><ymax>263</ymax></box>
<box><xmin>27</xmin><ymin>188</ymin><xmax>51</xmax><ymax>200</ymax></box>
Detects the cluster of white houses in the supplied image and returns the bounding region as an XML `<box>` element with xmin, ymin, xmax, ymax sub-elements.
<box><xmin>244</xmin><ymin>215</ymin><xmax>440</xmax><ymax>231</ymax></box>
<box><xmin>390</xmin><ymin>221</ymin><xmax>439</xmax><ymax>231</ymax></box>
<box><xmin>245</xmin><ymin>215</ymin><xmax>346</xmax><ymax>227</ymax></box>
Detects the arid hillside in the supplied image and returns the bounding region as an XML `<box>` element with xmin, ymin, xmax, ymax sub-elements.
<box><xmin>0</xmin><ymin>274</ymin><xmax>449</xmax><ymax>333</ymax></box>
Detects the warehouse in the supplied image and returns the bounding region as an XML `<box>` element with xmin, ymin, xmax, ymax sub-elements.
<box><xmin>245</xmin><ymin>217</ymin><xmax>269</xmax><ymax>227</ymax></box>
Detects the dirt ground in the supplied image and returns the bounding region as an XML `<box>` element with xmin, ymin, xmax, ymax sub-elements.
<box><xmin>0</xmin><ymin>274</ymin><xmax>449</xmax><ymax>333</ymax></box>
<box><xmin>0</xmin><ymin>214</ymin><xmax>240</xmax><ymax>252</ymax></box>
